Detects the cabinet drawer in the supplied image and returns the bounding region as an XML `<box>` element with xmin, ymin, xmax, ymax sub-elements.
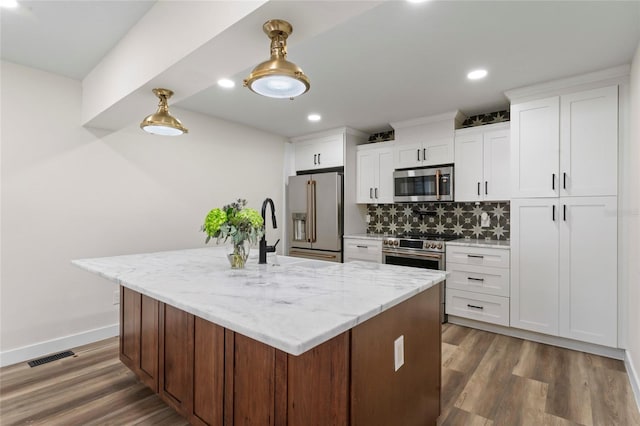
<box><xmin>344</xmin><ymin>239</ymin><xmax>382</xmax><ymax>263</ymax></box>
<box><xmin>446</xmin><ymin>289</ymin><xmax>509</xmax><ymax>326</ymax></box>
<box><xmin>446</xmin><ymin>246</ymin><xmax>509</xmax><ymax>268</ymax></box>
<box><xmin>446</xmin><ymin>264</ymin><xmax>509</xmax><ymax>297</ymax></box>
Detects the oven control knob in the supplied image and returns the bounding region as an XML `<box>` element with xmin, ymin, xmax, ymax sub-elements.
<box><xmin>436</xmin><ymin>243</ymin><xmax>443</xmax><ymax>249</ymax></box>
<box><xmin>383</xmin><ymin>240</ymin><xmax>387</xmax><ymax>245</ymax></box>
<box><xmin>426</xmin><ymin>243</ymin><xmax>433</xmax><ymax>249</ymax></box>
<box><xmin>393</xmin><ymin>240</ymin><xmax>399</xmax><ymax>247</ymax></box>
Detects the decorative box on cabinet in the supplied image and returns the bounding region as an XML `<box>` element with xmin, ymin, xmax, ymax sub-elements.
<box><xmin>356</xmin><ymin>144</ymin><xmax>394</xmax><ymax>204</ymax></box>
<box><xmin>454</xmin><ymin>122</ymin><xmax>510</xmax><ymax>202</ymax></box>
<box><xmin>391</xmin><ymin>111</ymin><xmax>465</xmax><ymax>169</ymax></box>
<box><xmin>510</xmin><ymin>85</ymin><xmax>618</xmax><ymax>199</ymax></box>
<box><xmin>344</xmin><ymin>237</ymin><xmax>382</xmax><ymax>263</ymax></box>
<box><xmin>445</xmin><ymin>245</ymin><xmax>510</xmax><ymax>326</ymax></box>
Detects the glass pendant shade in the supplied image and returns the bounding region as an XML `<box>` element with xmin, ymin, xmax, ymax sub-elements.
<box><xmin>140</xmin><ymin>88</ymin><xmax>188</xmax><ymax>136</ymax></box>
<box><xmin>244</xmin><ymin>20</ymin><xmax>310</xmax><ymax>99</ymax></box>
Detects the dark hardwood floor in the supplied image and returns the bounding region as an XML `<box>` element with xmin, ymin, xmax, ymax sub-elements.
<box><xmin>1</xmin><ymin>324</ymin><xmax>638</xmax><ymax>425</ymax></box>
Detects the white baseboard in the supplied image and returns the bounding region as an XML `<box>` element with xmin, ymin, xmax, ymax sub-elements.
<box><xmin>447</xmin><ymin>316</ymin><xmax>625</xmax><ymax>360</ymax></box>
<box><xmin>0</xmin><ymin>324</ymin><xmax>119</xmax><ymax>368</ymax></box>
<box><xmin>626</xmin><ymin>350</ymin><xmax>640</xmax><ymax>412</ymax></box>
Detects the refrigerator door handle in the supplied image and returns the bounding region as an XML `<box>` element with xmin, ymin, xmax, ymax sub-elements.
<box><xmin>310</xmin><ymin>180</ymin><xmax>317</xmax><ymax>242</ymax></box>
<box><xmin>306</xmin><ymin>180</ymin><xmax>313</xmax><ymax>242</ymax></box>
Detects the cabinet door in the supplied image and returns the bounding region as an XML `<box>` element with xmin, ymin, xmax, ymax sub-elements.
<box><xmin>483</xmin><ymin>128</ymin><xmax>510</xmax><ymax>201</ymax></box>
<box><xmin>394</xmin><ymin>141</ymin><xmax>423</xmax><ymax>169</ymax></box>
<box><xmin>511</xmin><ymin>97</ymin><xmax>560</xmax><ymax>198</ymax></box>
<box><xmin>510</xmin><ymin>198</ymin><xmax>559</xmax><ymax>335</ymax></box>
<box><xmin>559</xmin><ymin>197</ymin><xmax>617</xmax><ymax>347</ymax></box>
<box><xmin>356</xmin><ymin>149</ymin><xmax>376</xmax><ymax>203</ymax></box>
<box><xmin>423</xmin><ymin>137</ymin><xmax>454</xmax><ymax>166</ymax></box>
<box><xmin>560</xmin><ymin>86</ymin><xmax>618</xmax><ymax>197</ymax></box>
<box><xmin>294</xmin><ymin>142</ymin><xmax>317</xmax><ymax>172</ymax></box>
<box><xmin>454</xmin><ymin>132</ymin><xmax>483</xmax><ymax>202</ymax></box>
<box><xmin>120</xmin><ymin>287</ymin><xmax>158</xmax><ymax>392</ymax></box>
<box><xmin>159</xmin><ymin>304</ymin><xmax>194</xmax><ymax>416</ymax></box>
<box><xmin>315</xmin><ymin>134</ymin><xmax>344</xmax><ymax>169</ymax></box>
<box><xmin>376</xmin><ymin>147</ymin><xmax>394</xmax><ymax>204</ymax></box>
<box><xmin>295</xmin><ymin>134</ymin><xmax>344</xmax><ymax>172</ymax></box>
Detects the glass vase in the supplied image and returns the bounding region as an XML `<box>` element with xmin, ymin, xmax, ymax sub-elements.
<box><xmin>228</xmin><ymin>240</ymin><xmax>250</xmax><ymax>269</ymax></box>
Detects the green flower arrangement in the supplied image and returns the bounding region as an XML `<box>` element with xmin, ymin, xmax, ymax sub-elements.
<box><xmin>202</xmin><ymin>199</ymin><xmax>264</xmax><ymax>268</ymax></box>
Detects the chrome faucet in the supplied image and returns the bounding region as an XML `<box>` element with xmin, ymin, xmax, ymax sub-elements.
<box><xmin>259</xmin><ymin>198</ymin><xmax>279</xmax><ymax>264</ymax></box>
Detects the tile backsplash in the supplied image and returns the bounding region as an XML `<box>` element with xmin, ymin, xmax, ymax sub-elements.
<box><xmin>366</xmin><ymin>202</ymin><xmax>510</xmax><ymax>240</ymax></box>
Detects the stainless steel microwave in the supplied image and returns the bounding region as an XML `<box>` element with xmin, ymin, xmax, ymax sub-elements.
<box><xmin>393</xmin><ymin>165</ymin><xmax>454</xmax><ymax>202</ymax></box>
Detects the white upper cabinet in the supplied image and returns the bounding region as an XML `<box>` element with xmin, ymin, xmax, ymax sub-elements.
<box><xmin>511</xmin><ymin>85</ymin><xmax>618</xmax><ymax>198</ymax></box>
<box><xmin>510</xmin><ymin>97</ymin><xmax>560</xmax><ymax>198</ymax></box>
<box><xmin>560</xmin><ymin>86</ymin><xmax>618</xmax><ymax>197</ymax></box>
<box><xmin>391</xmin><ymin>111</ymin><xmax>463</xmax><ymax>170</ymax></box>
<box><xmin>455</xmin><ymin>123</ymin><xmax>510</xmax><ymax>202</ymax></box>
<box><xmin>356</xmin><ymin>144</ymin><xmax>394</xmax><ymax>204</ymax></box>
<box><xmin>294</xmin><ymin>133</ymin><xmax>344</xmax><ymax>171</ymax></box>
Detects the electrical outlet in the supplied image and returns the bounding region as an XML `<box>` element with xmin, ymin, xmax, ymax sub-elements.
<box><xmin>394</xmin><ymin>335</ymin><xmax>404</xmax><ymax>371</ymax></box>
<box><xmin>365</xmin><ymin>214</ymin><xmax>371</xmax><ymax>223</ymax></box>
<box><xmin>113</xmin><ymin>289</ymin><xmax>120</xmax><ymax>305</ymax></box>
<box><xmin>481</xmin><ymin>212</ymin><xmax>491</xmax><ymax>228</ymax></box>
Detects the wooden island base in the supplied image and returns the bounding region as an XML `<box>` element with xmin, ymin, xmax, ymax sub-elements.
<box><xmin>120</xmin><ymin>284</ymin><xmax>441</xmax><ymax>426</ymax></box>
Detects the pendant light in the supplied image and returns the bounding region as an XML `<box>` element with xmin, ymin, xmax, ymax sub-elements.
<box><xmin>140</xmin><ymin>88</ymin><xmax>188</xmax><ymax>136</ymax></box>
<box><xmin>243</xmin><ymin>19</ymin><xmax>310</xmax><ymax>99</ymax></box>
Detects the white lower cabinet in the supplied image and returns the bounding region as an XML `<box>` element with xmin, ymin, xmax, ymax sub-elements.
<box><xmin>446</xmin><ymin>245</ymin><xmax>510</xmax><ymax>326</ymax></box>
<box><xmin>344</xmin><ymin>238</ymin><xmax>382</xmax><ymax>263</ymax></box>
<box><xmin>446</xmin><ymin>289</ymin><xmax>510</xmax><ymax>326</ymax></box>
<box><xmin>510</xmin><ymin>197</ymin><xmax>617</xmax><ymax>347</ymax></box>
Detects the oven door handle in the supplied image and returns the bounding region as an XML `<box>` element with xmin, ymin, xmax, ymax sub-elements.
<box><xmin>382</xmin><ymin>250</ymin><xmax>443</xmax><ymax>261</ymax></box>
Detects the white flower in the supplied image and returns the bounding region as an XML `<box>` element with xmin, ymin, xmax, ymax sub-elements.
<box><xmin>389</xmin><ymin>206</ymin><xmax>397</xmax><ymax>216</ymax></box>
<box><xmin>472</xmin><ymin>224</ymin><xmax>484</xmax><ymax>237</ymax></box>
<box><xmin>419</xmin><ymin>223</ymin><xmax>429</xmax><ymax>233</ymax></box>
<box><xmin>452</xmin><ymin>224</ymin><xmax>464</xmax><ymax>235</ymax></box>
<box><xmin>403</xmin><ymin>222</ymin><xmax>413</xmax><ymax>233</ymax></box>
<box><xmin>435</xmin><ymin>224</ymin><xmax>446</xmax><ymax>234</ymax></box>
<box><xmin>452</xmin><ymin>206</ymin><xmax>464</xmax><ymax>217</ymax></box>
<box><xmin>472</xmin><ymin>205</ymin><xmax>484</xmax><ymax>217</ymax></box>
<box><xmin>436</xmin><ymin>206</ymin><xmax>446</xmax><ymax>216</ymax></box>
<box><xmin>388</xmin><ymin>223</ymin><xmax>398</xmax><ymax>233</ymax></box>
<box><xmin>375</xmin><ymin>222</ymin><xmax>384</xmax><ymax>232</ymax></box>
<box><xmin>403</xmin><ymin>206</ymin><xmax>413</xmax><ymax>217</ymax></box>
<box><xmin>375</xmin><ymin>206</ymin><xmax>384</xmax><ymax>216</ymax></box>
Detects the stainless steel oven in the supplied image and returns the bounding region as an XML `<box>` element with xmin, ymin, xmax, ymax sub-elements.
<box><xmin>382</xmin><ymin>234</ymin><xmax>455</xmax><ymax>323</ymax></box>
<box><xmin>393</xmin><ymin>165</ymin><xmax>454</xmax><ymax>203</ymax></box>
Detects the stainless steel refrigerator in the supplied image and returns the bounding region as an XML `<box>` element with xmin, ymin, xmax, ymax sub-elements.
<box><xmin>287</xmin><ymin>172</ymin><xmax>342</xmax><ymax>262</ymax></box>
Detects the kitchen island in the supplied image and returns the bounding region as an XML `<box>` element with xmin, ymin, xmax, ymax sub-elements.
<box><xmin>73</xmin><ymin>247</ymin><xmax>446</xmax><ymax>426</ymax></box>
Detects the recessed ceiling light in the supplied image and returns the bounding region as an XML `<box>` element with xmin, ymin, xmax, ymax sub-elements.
<box><xmin>217</xmin><ymin>78</ymin><xmax>235</xmax><ymax>89</ymax></box>
<box><xmin>307</xmin><ymin>114</ymin><xmax>321</xmax><ymax>122</ymax></box>
<box><xmin>467</xmin><ymin>69</ymin><xmax>488</xmax><ymax>80</ymax></box>
<box><xmin>0</xmin><ymin>0</ymin><xmax>18</xmax><ymax>8</ymax></box>
<box><xmin>406</xmin><ymin>0</ymin><xmax>428</xmax><ymax>3</ymax></box>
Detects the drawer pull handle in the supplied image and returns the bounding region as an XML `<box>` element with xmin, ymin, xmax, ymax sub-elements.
<box><xmin>467</xmin><ymin>277</ymin><xmax>485</xmax><ymax>282</ymax></box>
<box><xmin>467</xmin><ymin>304</ymin><xmax>484</xmax><ymax>310</ymax></box>
<box><xmin>356</xmin><ymin>245</ymin><xmax>368</xmax><ymax>249</ymax></box>
<box><xmin>467</xmin><ymin>254</ymin><xmax>484</xmax><ymax>259</ymax></box>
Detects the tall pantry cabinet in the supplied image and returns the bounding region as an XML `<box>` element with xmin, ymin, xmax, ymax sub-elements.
<box><xmin>509</xmin><ymin>84</ymin><xmax>619</xmax><ymax>347</ymax></box>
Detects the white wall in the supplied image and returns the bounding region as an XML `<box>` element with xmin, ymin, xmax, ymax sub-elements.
<box><xmin>0</xmin><ymin>61</ymin><xmax>286</xmax><ymax>364</ymax></box>
<box><xmin>625</xmin><ymin>42</ymin><xmax>640</xmax><ymax>404</ymax></box>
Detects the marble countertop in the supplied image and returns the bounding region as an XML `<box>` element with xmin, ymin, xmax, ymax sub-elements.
<box><xmin>446</xmin><ymin>238</ymin><xmax>510</xmax><ymax>249</ymax></box>
<box><xmin>343</xmin><ymin>233</ymin><xmax>387</xmax><ymax>240</ymax></box>
<box><xmin>73</xmin><ymin>247</ymin><xmax>446</xmax><ymax>356</ymax></box>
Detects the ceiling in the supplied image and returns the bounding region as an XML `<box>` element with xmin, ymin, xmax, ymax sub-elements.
<box><xmin>2</xmin><ymin>1</ymin><xmax>639</xmax><ymax>138</ymax></box>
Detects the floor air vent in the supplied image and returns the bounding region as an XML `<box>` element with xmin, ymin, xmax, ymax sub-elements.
<box><xmin>27</xmin><ymin>350</ymin><xmax>75</xmax><ymax>367</ymax></box>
